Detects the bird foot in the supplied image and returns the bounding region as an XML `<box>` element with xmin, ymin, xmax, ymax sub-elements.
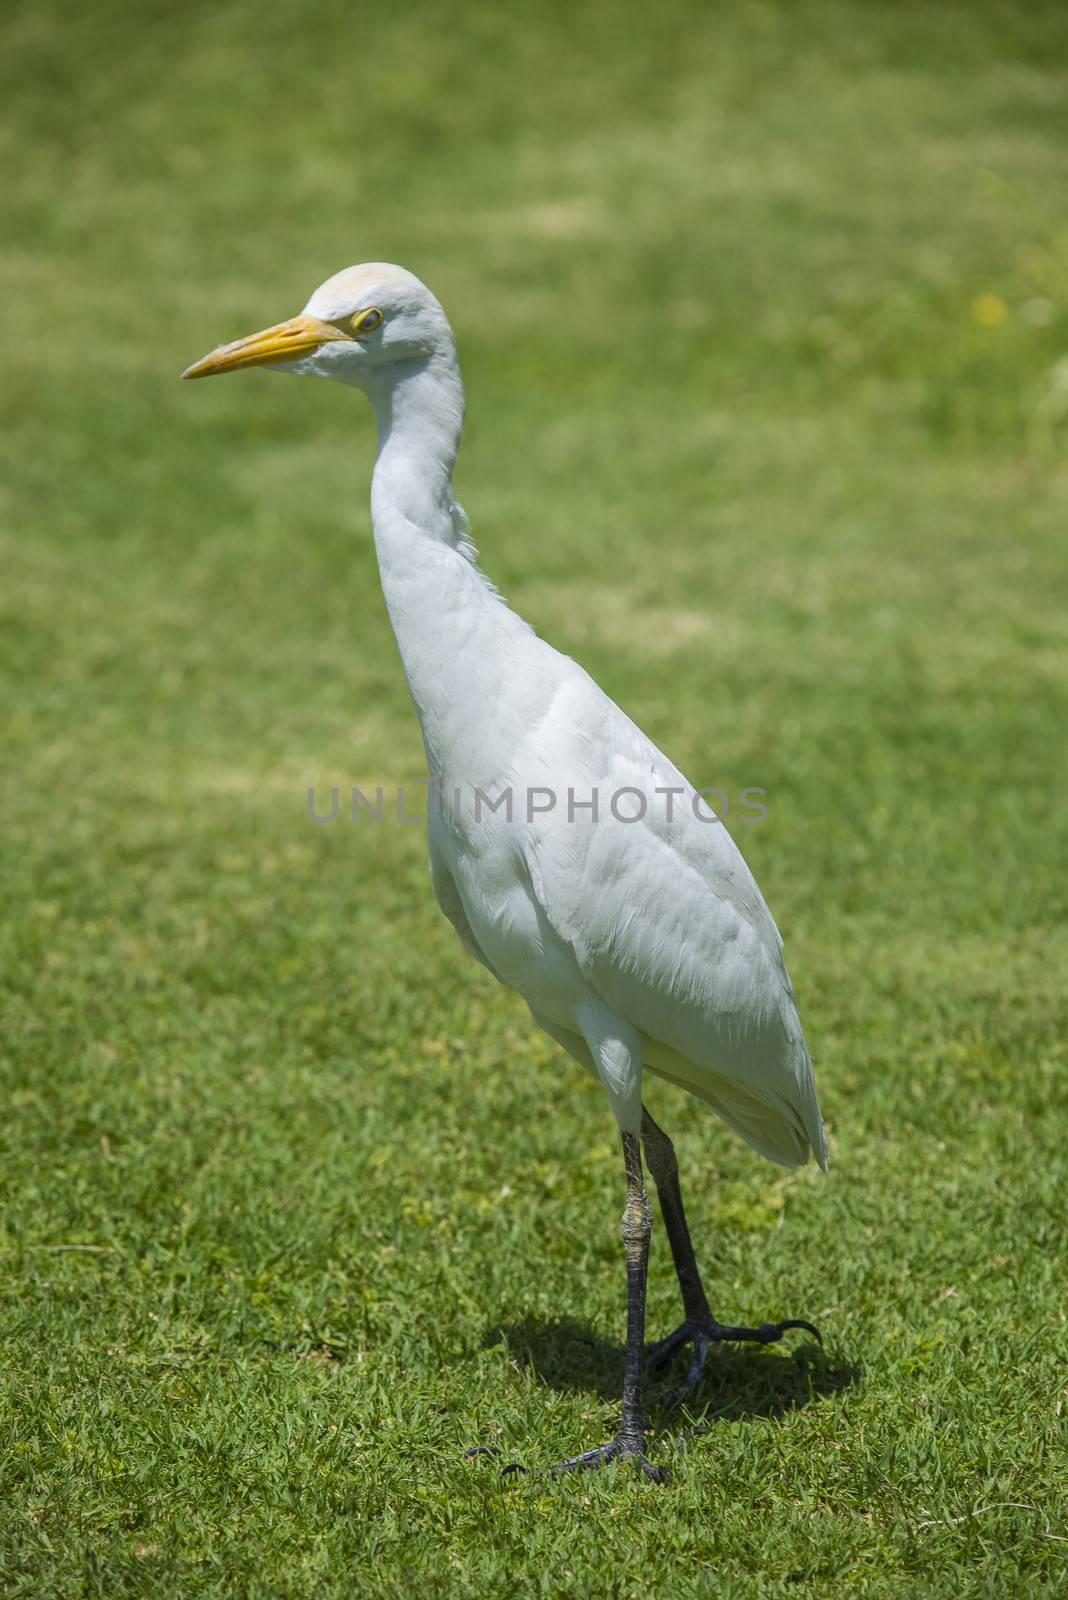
<box><xmin>546</xmin><ymin>1435</ymin><xmax>666</xmax><ymax>1482</ymax></box>
<box><xmin>647</xmin><ymin>1313</ymin><xmax>820</xmax><ymax>1402</ymax></box>
<box><xmin>469</xmin><ymin>1437</ymin><xmax>666</xmax><ymax>1483</ymax></box>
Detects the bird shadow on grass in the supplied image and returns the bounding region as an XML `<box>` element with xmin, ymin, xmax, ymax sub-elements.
<box><xmin>485</xmin><ymin>1315</ymin><xmax>858</xmax><ymax>1431</ymax></box>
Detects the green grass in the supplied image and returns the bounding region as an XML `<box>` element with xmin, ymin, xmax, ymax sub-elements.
<box><xmin>3</xmin><ymin>0</ymin><xmax>1068</xmax><ymax>1593</ymax></box>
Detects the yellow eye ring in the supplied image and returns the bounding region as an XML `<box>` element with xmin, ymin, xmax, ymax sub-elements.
<box><xmin>353</xmin><ymin>307</ymin><xmax>383</xmax><ymax>335</ymax></box>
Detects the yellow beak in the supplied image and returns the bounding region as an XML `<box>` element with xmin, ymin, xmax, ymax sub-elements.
<box><xmin>181</xmin><ymin>313</ymin><xmax>349</xmax><ymax>380</ymax></box>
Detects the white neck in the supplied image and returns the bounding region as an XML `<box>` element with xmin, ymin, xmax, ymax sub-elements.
<box><xmin>369</xmin><ymin>352</ymin><xmax>466</xmax><ymax>550</ymax></box>
<box><xmin>365</xmin><ymin>352</ymin><xmax>537</xmax><ymax>785</ymax></box>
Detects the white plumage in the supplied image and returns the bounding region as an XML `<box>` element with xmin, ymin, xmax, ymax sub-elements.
<box><xmin>184</xmin><ymin>263</ymin><xmax>826</xmax><ymax>1479</ymax></box>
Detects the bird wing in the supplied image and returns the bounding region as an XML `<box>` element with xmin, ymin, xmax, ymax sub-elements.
<box><xmin>514</xmin><ymin>663</ymin><xmax>827</xmax><ymax>1169</ymax></box>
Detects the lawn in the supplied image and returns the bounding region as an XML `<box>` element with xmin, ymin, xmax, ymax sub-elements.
<box><xmin>2</xmin><ymin>0</ymin><xmax>1067</xmax><ymax>1594</ymax></box>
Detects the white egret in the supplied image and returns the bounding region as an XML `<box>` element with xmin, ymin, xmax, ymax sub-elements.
<box><xmin>183</xmin><ymin>264</ymin><xmax>826</xmax><ymax>1480</ymax></box>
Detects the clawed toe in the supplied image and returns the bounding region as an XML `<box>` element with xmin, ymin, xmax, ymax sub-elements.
<box><xmin>473</xmin><ymin>1438</ymin><xmax>666</xmax><ymax>1482</ymax></box>
<box><xmin>550</xmin><ymin>1439</ymin><xmax>666</xmax><ymax>1482</ymax></box>
<box><xmin>709</xmin><ymin>1316</ymin><xmax>821</xmax><ymax>1347</ymax></box>
<box><xmin>648</xmin><ymin>1312</ymin><xmax>821</xmax><ymax>1402</ymax></box>
<box><xmin>464</xmin><ymin>1445</ymin><xmax>530</xmax><ymax>1476</ymax></box>
<box><xmin>646</xmin><ymin>1320</ymin><xmax>702</xmax><ymax>1369</ymax></box>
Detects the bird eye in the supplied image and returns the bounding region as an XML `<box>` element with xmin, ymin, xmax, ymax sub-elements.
<box><xmin>353</xmin><ymin>308</ymin><xmax>383</xmax><ymax>335</ymax></box>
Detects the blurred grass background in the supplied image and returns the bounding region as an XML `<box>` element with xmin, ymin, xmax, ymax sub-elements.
<box><xmin>2</xmin><ymin>1</ymin><xmax>1067</xmax><ymax>1594</ymax></box>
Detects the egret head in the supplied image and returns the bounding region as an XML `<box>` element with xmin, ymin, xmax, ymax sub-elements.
<box><xmin>181</xmin><ymin>263</ymin><xmax>455</xmax><ymax>390</ymax></box>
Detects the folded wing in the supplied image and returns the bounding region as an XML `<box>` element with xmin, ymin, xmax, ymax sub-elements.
<box><xmin>517</xmin><ymin>668</ymin><xmax>827</xmax><ymax>1169</ymax></box>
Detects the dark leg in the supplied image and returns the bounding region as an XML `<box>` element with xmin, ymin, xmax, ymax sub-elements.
<box><xmin>640</xmin><ymin>1108</ymin><xmax>712</xmax><ymax>1326</ymax></box>
<box><xmin>506</xmin><ymin>1131</ymin><xmax>665</xmax><ymax>1481</ymax></box>
<box><xmin>640</xmin><ymin>1106</ymin><xmax>819</xmax><ymax>1397</ymax></box>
